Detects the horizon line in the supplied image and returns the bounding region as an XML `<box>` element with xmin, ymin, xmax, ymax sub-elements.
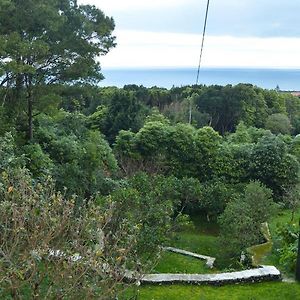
<box><xmin>102</xmin><ymin>66</ymin><xmax>300</xmax><ymax>70</ymax></box>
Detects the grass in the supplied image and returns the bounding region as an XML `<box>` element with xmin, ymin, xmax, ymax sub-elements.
<box><xmin>261</xmin><ymin>208</ymin><xmax>300</xmax><ymax>277</ymax></box>
<box><xmin>123</xmin><ymin>282</ymin><xmax>300</xmax><ymax>300</ymax></box>
<box><xmin>132</xmin><ymin>209</ymin><xmax>300</xmax><ymax>300</ymax></box>
<box><xmin>170</xmin><ymin>232</ymin><xmax>219</xmax><ymax>258</ymax></box>
<box><xmin>268</xmin><ymin>209</ymin><xmax>300</xmax><ymax>234</ymax></box>
<box><xmin>170</xmin><ymin>213</ymin><xmax>219</xmax><ymax>258</ymax></box>
<box><xmin>153</xmin><ymin>251</ymin><xmax>213</xmax><ymax>274</ymax></box>
<box><xmin>150</xmin><ymin>212</ymin><xmax>219</xmax><ymax>276</ymax></box>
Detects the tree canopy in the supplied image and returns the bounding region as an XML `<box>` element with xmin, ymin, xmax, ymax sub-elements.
<box><xmin>0</xmin><ymin>0</ymin><xmax>115</xmax><ymax>140</ymax></box>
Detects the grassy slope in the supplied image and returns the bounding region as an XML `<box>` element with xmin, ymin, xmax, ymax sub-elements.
<box><xmin>153</xmin><ymin>251</ymin><xmax>214</xmax><ymax>274</ymax></box>
<box><xmin>170</xmin><ymin>214</ymin><xmax>219</xmax><ymax>257</ymax></box>
<box><xmin>135</xmin><ymin>210</ymin><xmax>300</xmax><ymax>300</ymax></box>
<box><xmin>153</xmin><ymin>213</ymin><xmax>219</xmax><ymax>274</ymax></box>
<box><xmin>132</xmin><ymin>282</ymin><xmax>300</xmax><ymax>300</ymax></box>
<box><xmin>262</xmin><ymin>209</ymin><xmax>300</xmax><ymax>277</ymax></box>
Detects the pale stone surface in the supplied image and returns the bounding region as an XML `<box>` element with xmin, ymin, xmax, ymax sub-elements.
<box><xmin>137</xmin><ymin>265</ymin><xmax>281</xmax><ymax>285</ymax></box>
<box><xmin>163</xmin><ymin>246</ymin><xmax>216</xmax><ymax>268</ymax></box>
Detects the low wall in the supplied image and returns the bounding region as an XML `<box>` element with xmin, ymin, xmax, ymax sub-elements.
<box><xmin>163</xmin><ymin>246</ymin><xmax>215</xmax><ymax>268</ymax></box>
<box><xmin>132</xmin><ymin>265</ymin><xmax>281</xmax><ymax>285</ymax></box>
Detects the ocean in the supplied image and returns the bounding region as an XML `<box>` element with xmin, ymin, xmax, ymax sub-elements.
<box><xmin>99</xmin><ymin>68</ymin><xmax>300</xmax><ymax>91</ymax></box>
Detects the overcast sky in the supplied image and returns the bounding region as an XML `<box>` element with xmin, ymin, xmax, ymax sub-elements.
<box><xmin>79</xmin><ymin>0</ymin><xmax>300</xmax><ymax>68</ymax></box>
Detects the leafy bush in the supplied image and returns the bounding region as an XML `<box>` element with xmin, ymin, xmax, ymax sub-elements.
<box><xmin>0</xmin><ymin>170</ymin><xmax>166</xmax><ymax>299</ymax></box>
<box><xmin>218</xmin><ymin>181</ymin><xmax>274</xmax><ymax>265</ymax></box>
<box><xmin>250</xmin><ymin>134</ymin><xmax>299</xmax><ymax>198</ymax></box>
<box><xmin>276</xmin><ymin>223</ymin><xmax>298</xmax><ymax>273</ymax></box>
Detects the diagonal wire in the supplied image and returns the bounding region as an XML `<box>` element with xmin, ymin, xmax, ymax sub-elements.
<box><xmin>196</xmin><ymin>0</ymin><xmax>210</xmax><ymax>85</ymax></box>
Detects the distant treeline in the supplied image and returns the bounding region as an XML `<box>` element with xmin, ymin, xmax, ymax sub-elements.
<box><xmin>26</xmin><ymin>83</ymin><xmax>300</xmax><ymax>140</ymax></box>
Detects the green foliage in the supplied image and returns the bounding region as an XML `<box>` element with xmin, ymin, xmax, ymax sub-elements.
<box><xmin>282</xmin><ymin>184</ymin><xmax>300</xmax><ymax>221</ymax></box>
<box><xmin>0</xmin><ymin>0</ymin><xmax>115</xmax><ymax>83</ymax></box>
<box><xmin>276</xmin><ymin>223</ymin><xmax>298</xmax><ymax>273</ymax></box>
<box><xmin>250</xmin><ymin>134</ymin><xmax>299</xmax><ymax>197</ymax></box>
<box><xmin>35</xmin><ymin>112</ymin><xmax>118</xmax><ymax>197</ymax></box>
<box><xmin>146</xmin><ymin>108</ymin><xmax>171</xmax><ymax>124</ymax></box>
<box><xmin>265</xmin><ymin>113</ymin><xmax>292</xmax><ymax>135</ymax></box>
<box><xmin>89</xmin><ymin>90</ymin><xmax>148</xmax><ymax>143</ymax></box>
<box><xmin>195</xmin><ymin>84</ymin><xmax>268</xmax><ymax>134</ymax></box>
<box><xmin>0</xmin><ymin>132</ymin><xmax>23</xmax><ymax>171</ymax></box>
<box><xmin>0</xmin><ymin>0</ymin><xmax>116</xmax><ymax>139</ymax></box>
<box><xmin>135</xmin><ymin>121</ymin><xmax>170</xmax><ymax>157</ymax></box>
<box><xmin>22</xmin><ymin>143</ymin><xmax>54</xmax><ymax>179</ymax></box>
<box><xmin>243</xmin><ymin>181</ymin><xmax>274</xmax><ymax>224</ymax></box>
<box><xmin>218</xmin><ymin>181</ymin><xmax>274</xmax><ymax>262</ymax></box>
<box><xmin>284</xmin><ymin>93</ymin><xmax>300</xmax><ymax>134</ymax></box>
<box><xmin>166</xmin><ymin>123</ymin><xmax>197</xmax><ymax>177</ymax></box>
<box><xmin>215</xmin><ymin>142</ymin><xmax>252</xmax><ymax>183</ymax></box>
<box><xmin>0</xmin><ymin>169</ymin><xmax>143</xmax><ymax>299</ymax></box>
<box><xmin>114</xmin><ymin>130</ymin><xmax>137</xmax><ymax>158</ymax></box>
<box><xmin>290</xmin><ymin>134</ymin><xmax>300</xmax><ymax>161</ymax></box>
<box><xmin>194</xmin><ymin>126</ymin><xmax>222</xmax><ymax>181</ymax></box>
<box><xmin>98</xmin><ymin>183</ymin><xmax>174</xmax><ymax>260</ymax></box>
<box><xmin>227</xmin><ymin>122</ymin><xmax>252</xmax><ymax>144</ymax></box>
<box><xmin>200</xmin><ymin>180</ymin><xmax>240</xmax><ymax>219</ymax></box>
<box><xmin>128</xmin><ymin>173</ymin><xmax>202</xmax><ymax>214</ymax></box>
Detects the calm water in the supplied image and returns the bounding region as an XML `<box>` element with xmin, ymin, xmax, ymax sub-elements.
<box><xmin>100</xmin><ymin>68</ymin><xmax>300</xmax><ymax>90</ymax></box>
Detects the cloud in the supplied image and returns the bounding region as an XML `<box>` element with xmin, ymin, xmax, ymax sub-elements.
<box><xmin>78</xmin><ymin>1</ymin><xmax>300</xmax><ymax>68</ymax></box>
<box><xmin>100</xmin><ymin>30</ymin><xmax>300</xmax><ymax>68</ymax></box>
<box><xmin>79</xmin><ymin>0</ymin><xmax>300</xmax><ymax>38</ymax></box>
<box><xmin>78</xmin><ymin>0</ymin><xmax>195</xmax><ymax>12</ymax></box>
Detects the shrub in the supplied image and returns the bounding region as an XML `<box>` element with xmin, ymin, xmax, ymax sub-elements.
<box><xmin>0</xmin><ymin>170</ymin><xmax>151</xmax><ymax>299</ymax></box>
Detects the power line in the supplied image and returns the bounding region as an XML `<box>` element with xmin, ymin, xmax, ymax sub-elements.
<box><xmin>196</xmin><ymin>0</ymin><xmax>210</xmax><ymax>85</ymax></box>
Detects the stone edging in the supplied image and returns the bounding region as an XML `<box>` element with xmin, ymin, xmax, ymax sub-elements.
<box><xmin>125</xmin><ymin>245</ymin><xmax>282</xmax><ymax>286</ymax></box>
<box><xmin>126</xmin><ymin>265</ymin><xmax>281</xmax><ymax>285</ymax></box>
<box><xmin>163</xmin><ymin>246</ymin><xmax>215</xmax><ymax>268</ymax></box>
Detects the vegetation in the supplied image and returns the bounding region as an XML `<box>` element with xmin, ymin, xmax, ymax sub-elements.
<box><xmin>1</xmin><ymin>0</ymin><xmax>300</xmax><ymax>299</ymax></box>
<box><xmin>218</xmin><ymin>181</ymin><xmax>274</xmax><ymax>266</ymax></box>
<box><xmin>124</xmin><ymin>283</ymin><xmax>300</xmax><ymax>300</ymax></box>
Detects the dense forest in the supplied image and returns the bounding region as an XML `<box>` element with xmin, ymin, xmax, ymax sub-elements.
<box><xmin>1</xmin><ymin>1</ymin><xmax>300</xmax><ymax>299</ymax></box>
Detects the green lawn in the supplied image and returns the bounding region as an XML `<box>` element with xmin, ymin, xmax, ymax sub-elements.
<box><xmin>268</xmin><ymin>209</ymin><xmax>300</xmax><ymax>233</ymax></box>
<box><xmin>126</xmin><ymin>282</ymin><xmax>300</xmax><ymax>300</ymax></box>
<box><xmin>169</xmin><ymin>213</ymin><xmax>219</xmax><ymax>258</ymax></box>
<box><xmin>170</xmin><ymin>232</ymin><xmax>219</xmax><ymax>258</ymax></box>
<box><xmin>153</xmin><ymin>251</ymin><xmax>213</xmax><ymax>274</ymax></box>
<box><xmin>261</xmin><ymin>208</ymin><xmax>300</xmax><ymax>277</ymax></box>
<box><xmin>132</xmin><ymin>209</ymin><xmax>300</xmax><ymax>300</ymax></box>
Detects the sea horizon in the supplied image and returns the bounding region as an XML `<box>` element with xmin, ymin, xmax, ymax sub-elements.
<box><xmin>99</xmin><ymin>67</ymin><xmax>300</xmax><ymax>91</ymax></box>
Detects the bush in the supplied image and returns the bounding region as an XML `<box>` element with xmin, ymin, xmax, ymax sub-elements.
<box><xmin>218</xmin><ymin>181</ymin><xmax>274</xmax><ymax>265</ymax></box>
<box><xmin>0</xmin><ymin>170</ymin><xmax>156</xmax><ymax>299</ymax></box>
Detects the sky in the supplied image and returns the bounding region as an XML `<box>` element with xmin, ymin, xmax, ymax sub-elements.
<box><xmin>78</xmin><ymin>0</ymin><xmax>300</xmax><ymax>69</ymax></box>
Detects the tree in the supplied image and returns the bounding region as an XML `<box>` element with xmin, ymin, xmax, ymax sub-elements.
<box><xmin>265</xmin><ymin>113</ymin><xmax>292</xmax><ymax>135</ymax></box>
<box><xmin>0</xmin><ymin>0</ymin><xmax>115</xmax><ymax>140</ymax></box>
<box><xmin>194</xmin><ymin>126</ymin><xmax>222</xmax><ymax>181</ymax></box>
<box><xmin>0</xmin><ymin>132</ymin><xmax>24</xmax><ymax>171</ymax></box>
<box><xmin>0</xmin><ymin>168</ymin><xmax>173</xmax><ymax>299</ymax></box>
<box><xmin>200</xmin><ymin>180</ymin><xmax>239</xmax><ymax>221</ymax></box>
<box><xmin>166</xmin><ymin>123</ymin><xmax>197</xmax><ymax>177</ymax></box>
<box><xmin>89</xmin><ymin>90</ymin><xmax>148</xmax><ymax>143</ymax></box>
<box><xmin>250</xmin><ymin>134</ymin><xmax>299</xmax><ymax>198</ymax></box>
<box><xmin>218</xmin><ymin>181</ymin><xmax>274</xmax><ymax>262</ymax></box>
<box><xmin>35</xmin><ymin>112</ymin><xmax>118</xmax><ymax>197</ymax></box>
